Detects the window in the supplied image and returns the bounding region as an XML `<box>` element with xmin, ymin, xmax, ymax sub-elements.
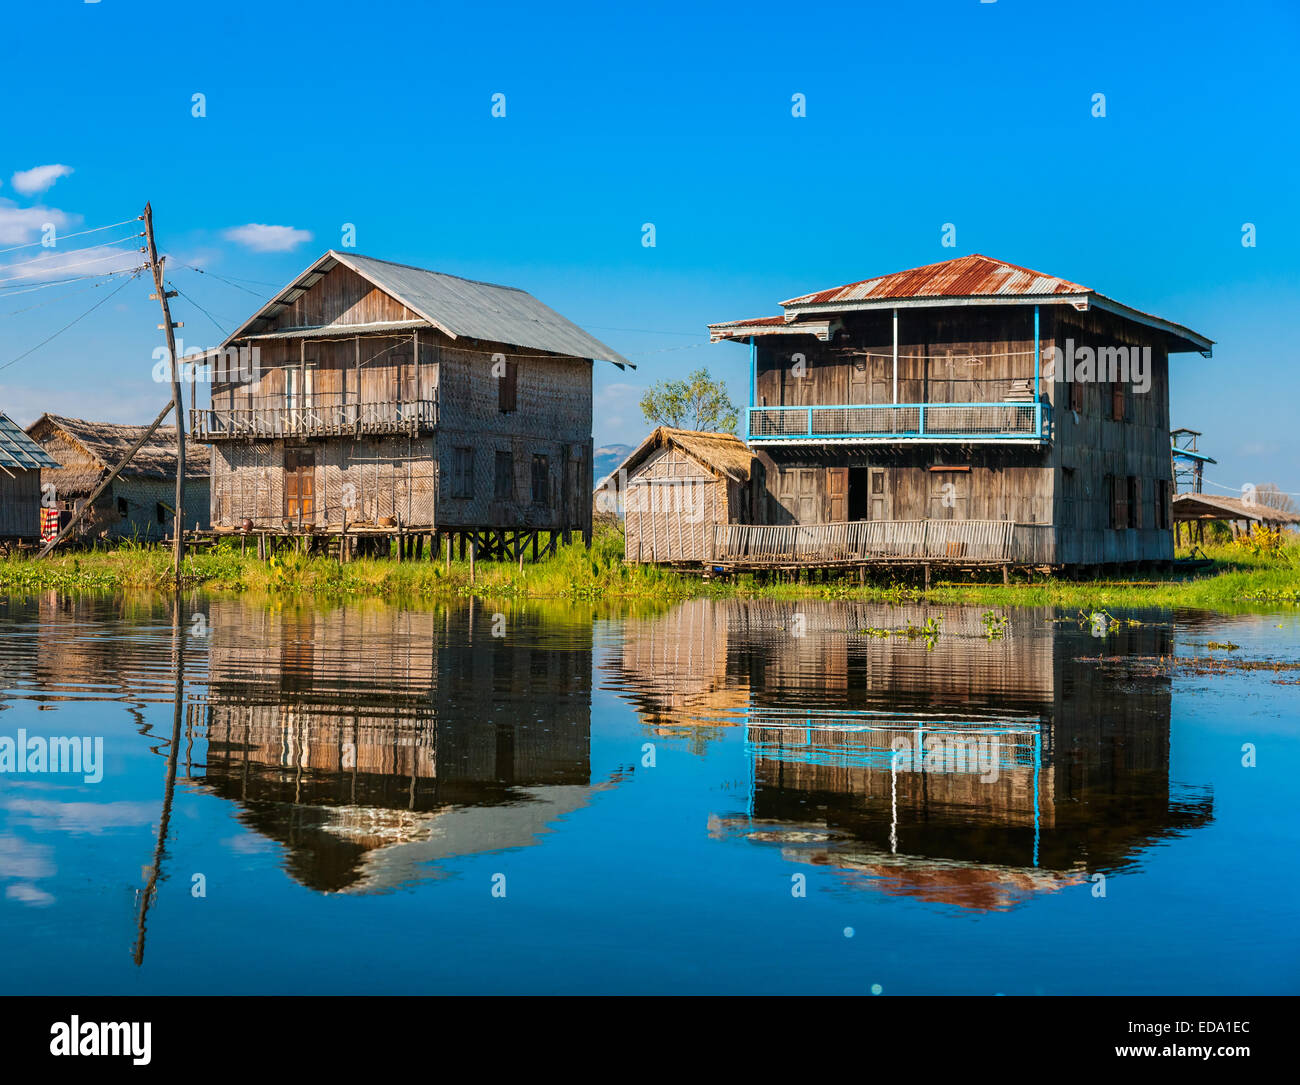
<box><xmin>1155</xmin><ymin>480</ymin><xmax>1170</xmax><ymax>530</ymax></box>
<box><xmin>1111</xmin><ymin>381</ymin><xmax>1125</xmax><ymax>422</ymax></box>
<box><xmin>531</xmin><ymin>454</ymin><xmax>549</xmax><ymax>505</ymax></box>
<box><xmin>117</xmin><ymin>497</ymin><xmax>128</xmax><ymax>519</ymax></box>
<box><xmin>1070</xmin><ymin>376</ymin><xmax>1084</xmax><ymax>413</ymax></box>
<box><xmin>451</xmin><ymin>446</ymin><xmax>474</xmax><ymax>499</ymax></box>
<box><xmin>498</xmin><ymin>360</ymin><xmax>518</xmax><ymax>413</ymax></box>
<box><xmin>1109</xmin><ymin>475</ymin><xmax>1128</xmax><ymax>529</ymax></box>
<box><xmin>1129</xmin><ymin>477</ymin><xmax>1143</xmax><ymax>529</ymax></box>
<box><xmin>494</xmin><ymin>450</ymin><xmax>513</xmax><ymax>500</ymax></box>
<box><xmin>156</xmin><ymin>502</ymin><xmax>168</xmax><ymax>525</ymax></box>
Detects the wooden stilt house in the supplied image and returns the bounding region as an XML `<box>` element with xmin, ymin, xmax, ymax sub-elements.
<box><xmin>706</xmin><ymin>254</ymin><xmax>1214</xmax><ymax>571</ymax></box>
<box><xmin>605</xmin><ymin>427</ymin><xmax>756</xmax><ymax>565</ymax></box>
<box><xmin>0</xmin><ymin>411</ymin><xmax>60</xmax><ymax>542</ymax></box>
<box><xmin>192</xmin><ymin>251</ymin><xmax>630</xmax><ymax>556</ymax></box>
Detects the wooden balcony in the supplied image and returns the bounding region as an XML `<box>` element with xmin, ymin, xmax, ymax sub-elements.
<box><xmin>191</xmin><ymin>398</ymin><xmax>437</xmax><ymax>440</ymax></box>
<box><xmin>747</xmin><ymin>401</ymin><xmax>1045</xmax><ymax>445</ymax></box>
<box><xmin>711</xmin><ymin>519</ymin><xmax>1054</xmax><ymax>568</ymax></box>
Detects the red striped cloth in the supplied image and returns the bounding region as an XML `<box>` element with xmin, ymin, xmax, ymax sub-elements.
<box><xmin>40</xmin><ymin>507</ymin><xmax>59</xmax><ymax>544</ymax></box>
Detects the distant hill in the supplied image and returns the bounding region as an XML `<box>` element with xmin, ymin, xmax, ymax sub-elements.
<box><xmin>593</xmin><ymin>443</ymin><xmax>633</xmax><ymax>487</ymax></box>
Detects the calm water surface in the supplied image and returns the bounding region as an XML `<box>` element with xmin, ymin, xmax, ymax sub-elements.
<box><xmin>0</xmin><ymin>592</ymin><xmax>1296</xmax><ymax>994</ymax></box>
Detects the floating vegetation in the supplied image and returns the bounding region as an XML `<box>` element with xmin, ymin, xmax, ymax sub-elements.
<box><xmin>981</xmin><ymin>611</ymin><xmax>1009</xmax><ymax>640</ymax></box>
<box><xmin>1206</xmin><ymin>641</ymin><xmax>1241</xmax><ymax>651</ymax></box>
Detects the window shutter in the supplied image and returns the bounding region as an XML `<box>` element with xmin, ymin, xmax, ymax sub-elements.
<box><xmin>499</xmin><ymin>361</ymin><xmax>518</xmax><ymax>413</ymax></box>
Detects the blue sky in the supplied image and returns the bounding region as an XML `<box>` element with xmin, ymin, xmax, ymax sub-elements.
<box><xmin>2</xmin><ymin>0</ymin><xmax>1297</xmax><ymax>496</ymax></box>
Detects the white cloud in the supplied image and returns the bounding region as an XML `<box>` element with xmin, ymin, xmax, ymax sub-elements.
<box><xmin>11</xmin><ymin>164</ymin><xmax>74</xmax><ymax>196</ymax></box>
<box><xmin>222</xmin><ymin>223</ymin><xmax>312</xmax><ymax>252</ymax></box>
<box><xmin>0</xmin><ymin>198</ymin><xmax>76</xmax><ymax>245</ymax></box>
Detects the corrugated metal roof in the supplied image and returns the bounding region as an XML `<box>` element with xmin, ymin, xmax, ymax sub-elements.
<box><xmin>224</xmin><ymin>251</ymin><xmax>632</xmax><ymax>368</ymax></box>
<box><xmin>710</xmin><ymin>254</ymin><xmax>1213</xmax><ymax>355</ymax></box>
<box><xmin>707</xmin><ymin>315</ymin><xmax>836</xmax><ymax>342</ymax></box>
<box><xmin>0</xmin><ymin>411</ymin><xmax>59</xmax><ymax>470</ymax></box>
<box><xmin>781</xmin><ymin>254</ymin><xmax>1089</xmax><ymax>307</ymax></box>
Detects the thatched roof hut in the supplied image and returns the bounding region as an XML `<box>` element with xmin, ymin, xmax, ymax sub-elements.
<box><xmin>602</xmin><ymin>427</ymin><xmax>757</xmax><ymax>564</ymax></box>
<box><xmin>1172</xmin><ymin>492</ymin><xmax>1300</xmax><ymax>529</ymax></box>
<box><xmin>27</xmin><ymin>413</ymin><xmax>209</xmax><ymax>499</ymax></box>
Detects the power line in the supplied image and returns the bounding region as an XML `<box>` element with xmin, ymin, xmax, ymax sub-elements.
<box><xmin>170</xmin><ymin>282</ymin><xmax>230</xmax><ymax>338</ymax></box>
<box><xmin>0</xmin><ymin>270</ymin><xmax>140</xmax><ymax>319</ymax></box>
<box><xmin>0</xmin><ymin>216</ymin><xmax>142</xmax><ymax>257</ymax></box>
<box><xmin>0</xmin><ymin>271</ymin><xmax>141</xmax><ymax>374</ymax></box>
<box><xmin>0</xmin><ymin>231</ymin><xmax>144</xmax><ymax>272</ymax></box>
<box><xmin>176</xmin><ymin>262</ymin><xmax>274</xmax><ymax>297</ymax></box>
<box><xmin>0</xmin><ymin>245</ymin><xmax>148</xmax><ymax>285</ymax></box>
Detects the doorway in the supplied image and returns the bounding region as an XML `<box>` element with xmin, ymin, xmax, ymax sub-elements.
<box><xmin>849</xmin><ymin>467</ymin><xmax>887</xmax><ymax>520</ymax></box>
<box><xmin>284</xmin><ymin>447</ymin><xmax>315</xmax><ymax>522</ymax></box>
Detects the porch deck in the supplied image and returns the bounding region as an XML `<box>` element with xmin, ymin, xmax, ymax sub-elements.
<box><xmin>710</xmin><ymin>519</ymin><xmax>1054</xmax><ymax>569</ymax></box>
<box><xmin>191</xmin><ymin>398</ymin><xmax>437</xmax><ymax>440</ymax></box>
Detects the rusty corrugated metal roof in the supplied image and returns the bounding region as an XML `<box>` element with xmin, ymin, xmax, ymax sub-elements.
<box><xmin>780</xmin><ymin>254</ymin><xmax>1088</xmax><ymax>307</ymax></box>
<box><xmin>708</xmin><ymin>253</ymin><xmax>1213</xmax><ymax>355</ymax></box>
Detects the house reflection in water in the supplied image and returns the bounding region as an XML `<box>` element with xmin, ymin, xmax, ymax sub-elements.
<box><xmin>193</xmin><ymin>600</ymin><xmax>610</xmax><ymax>893</ymax></box>
<box><xmin>610</xmin><ymin>599</ymin><xmax>1213</xmax><ymax>912</ymax></box>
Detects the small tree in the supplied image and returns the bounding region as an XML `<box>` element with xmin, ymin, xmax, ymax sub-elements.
<box><xmin>639</xmin><ymin>367</ymin><xmax>739</xmax><ymax>433</ymax></box>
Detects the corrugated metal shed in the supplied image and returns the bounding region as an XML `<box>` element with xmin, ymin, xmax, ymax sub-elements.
<box><xmin>780</xmin><ymin>254</ymin><xmax>1088</xmax><ymax>306</ymax></box>
<box><xmin>223</xmin><ymin>251</ymin><xmax>633</xmax><ymax>368</ymax></box>
<box><xmin>0</xmin><ymin>412</ymin><xmax>59</xmax><ymax>470</ymax></box>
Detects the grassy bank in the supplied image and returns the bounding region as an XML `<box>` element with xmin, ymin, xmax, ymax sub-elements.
<box><xmin>2</xmin><ymin>530</ymin><xmax>1298</xmax><ymax>612</ymax></box>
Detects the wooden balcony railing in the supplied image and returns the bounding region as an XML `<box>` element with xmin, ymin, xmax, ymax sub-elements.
<box><xmin>712</xmin><ymin>519</ymin><xmax>1052</xmax><ymax>566</ymax></box>
<box><xmin>747</xmin><ymin>402</ymin><xmax>1044</xmax><ymax>443</ymax></box>
<box><xmin>191</xmin><ymin>398</ymin><xmax>437</xmax><ymax>440</ymax></box>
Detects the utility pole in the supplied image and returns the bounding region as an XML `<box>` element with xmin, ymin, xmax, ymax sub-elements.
<box><xmin>142</xmin><ymin>202</ymin><xmax>186</xmax><ymax>585</ymax></box>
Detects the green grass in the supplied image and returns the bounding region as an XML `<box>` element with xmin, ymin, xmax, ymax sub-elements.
<box><xmin>2</xmin><ymin>530</ymin><xmax>1298</xmax><ymax>613</ymax></box>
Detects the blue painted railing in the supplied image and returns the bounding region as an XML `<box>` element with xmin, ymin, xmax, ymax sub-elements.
<box><xmin>746</xmin><ymin>401</ymin><xmax>1045</xmax><ymax>442</ymax></box>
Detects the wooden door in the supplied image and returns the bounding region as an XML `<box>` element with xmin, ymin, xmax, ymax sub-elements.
<box><xmin>870</xmin><ymin>357</ymin><xmax>891</xmax><ymax>404</ymax></box>
<box><xmin>285</xmin><ymin>448</ymin><xmax>315</xmax><ymax>521</ymax></box>
<box><xmin>868</xmin><ymin>467</ymin><xmax>887</xmax><ymax>520</ymax></box>
<box><xmin>849</xmin><ymin>358</ymin><xmax>868</xmax><ymax>404</ymax></box>
<box><xmin>827</xmin><ymin>467</ymin><xmax>848</xmax><ymax>522</ymax></box>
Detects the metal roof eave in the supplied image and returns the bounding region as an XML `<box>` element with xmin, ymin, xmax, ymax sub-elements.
<box><xmin>709</xmin><ymin>319</ymin><xmax>838</xmax><ymax>343</ymax></box>
<box><xmin>779</xmin><ymin>292</ymin><xmax>1213</xmax><ymax>356</ymax></box>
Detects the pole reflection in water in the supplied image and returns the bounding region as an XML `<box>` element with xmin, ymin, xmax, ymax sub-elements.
<box><xmin>132</xmin><ymin>590</ymin><xmax>187</xmax><ymax>966</ymax></box>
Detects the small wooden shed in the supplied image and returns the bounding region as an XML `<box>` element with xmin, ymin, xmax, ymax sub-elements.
<box><xmin>0</xmin><ymin>411</ymin><xmax>59</xmax><ymax>542</ymax></box>
<box><xmin>606</xmin><ymin>428</ymin><xmax>756</xmax><ymax>564</ymax></box>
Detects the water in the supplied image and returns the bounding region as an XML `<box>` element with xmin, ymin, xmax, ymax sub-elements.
<box><xmin>0</xmin><ymin>592</ymin><xmax>1296</xmax><ymax>994</ymax></box>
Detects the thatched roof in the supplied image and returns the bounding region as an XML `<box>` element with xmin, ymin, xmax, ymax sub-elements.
<box><xmin>28</xmin><ymin>413</ymin><xmax>209</xmax><ymax>496</ymax></box>
<box><xmin>605</xmin><ymin>427</ymin><xmax>753</xmax><ymax>486</ymax></box>
<box><xmin>1173</xmin><ymin>492</ymin><xmax>1300</xmax><ymax>525</ymax></box>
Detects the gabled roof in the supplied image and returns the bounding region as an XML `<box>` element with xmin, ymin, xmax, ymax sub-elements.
<box><xmin>608</xmin><ymin>427</ymin><xmax>753</xmax><ymax>486</ymax></box>
<box><xmin>221</xmin><ymin>250</ymin><xmax>633</xmax><ymax>368</ymax></box>
<box><xmin>780</xmin><ymin>254</ymin><xmax>1089</xmax><ymax>307</ymax></box>
<box><xmin>1172</xmin><ymin>492</ymin><xmax>1300</xmax><ymax>525</ymax></box>
<box><xmin>709</xmin><ymin>254</ymin><xmax>1213</xmax><ymax>355</ymax></box>
<box><xmin>0</xmin><ymin>411</ymin><xmax>59</xmax><ymax>470</ymax></box>
<box><xmin>28</xmin><ymin>414</ymin><xmax>209</xmax><ymax>490</ymax></box>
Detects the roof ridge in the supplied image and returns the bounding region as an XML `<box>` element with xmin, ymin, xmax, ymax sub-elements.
<box><xmin>333</xmin><ymin>250</ymin><xmax>531</xmax><ymax>295</ymax></box>
<box><xmin>783</xmin><ymin>252</ymin><xmax>1091</xmax><ymax>304</ymax></box>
